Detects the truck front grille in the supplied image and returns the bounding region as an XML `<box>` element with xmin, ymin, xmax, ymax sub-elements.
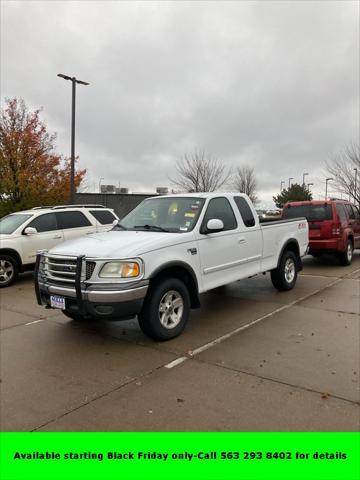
<box><xmin>41</xmin><ymin>256</ymin><xmax>96</xmax><ymax>286</ymax></box>
<box><xmin>45</xmin><ymin>256</ymin><xmax>77</xmax><ymax>283</ymax></box>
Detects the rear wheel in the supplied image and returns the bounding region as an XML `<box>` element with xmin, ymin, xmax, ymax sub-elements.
<box><xmin>338</xmin><ymin>239</ymin><xmax>353</xmax><ymax>266</ymax></box>
<box><xmin>271</xmin><ymin>250</ymin><xmax>298</xmax><ymax>291</ymax></box>
<box><xmin>0</xmin><ymin>255</ymin><xmax>18</xmax><ymax>288</ymax></box>
<box><xmin>138</xmin><ymin>277</ymin><xmax>190</xmax><ymax>341</ymax></box>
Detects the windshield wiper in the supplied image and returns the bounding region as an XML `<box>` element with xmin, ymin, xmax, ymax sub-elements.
<box><xmin>134</xmin><ymin>224</ymin><xmax>170</xmax><ymax>232</ymax></box>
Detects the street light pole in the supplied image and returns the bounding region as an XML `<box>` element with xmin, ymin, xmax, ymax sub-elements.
<box><xmin>302</xmin><ymin>172</ymin><xmax>309</xmax><ymax>186</ymax></box>
<box><xmin>58</xmin><ymin>73</ymin><xmax>89</xmax><ymax>204</ymax></box>
<box><xmin>280</xmin><ymin>180</ymin><xmax>285</xmax><ymax>192</ymax></box>
<box><xmin>325</xmin><ymin>178</ymin><xmax>333</xmax><ymax>200</ymax></box>
<box><xmin>288</xmin><ymin>177</ymin><xmax>294</xmax><ymax>189</ymax></box>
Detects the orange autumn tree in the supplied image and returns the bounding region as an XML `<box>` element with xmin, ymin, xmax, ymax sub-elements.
<box><xmin>0</xmin><ymin>98</ymin><xmax>86</xmax><ymax>217</ymax></box>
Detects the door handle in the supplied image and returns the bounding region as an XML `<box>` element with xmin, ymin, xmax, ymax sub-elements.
<box><xmin>52</xmin><ymin>235</ymin><xmax>62</xmax><ymax>239</ymax></box>
<box><xmin>238</xmin><ymin>238</ymin><xmax>246</xmax><ymax>244</ymax></box>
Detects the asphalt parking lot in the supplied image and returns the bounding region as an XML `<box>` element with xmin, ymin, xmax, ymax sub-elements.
<box><xmin>1</xmin><ymin>254</ymin><xmax>359</xmax><ymax>432</ymax></box>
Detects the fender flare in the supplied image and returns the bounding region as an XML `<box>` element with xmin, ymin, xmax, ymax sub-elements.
<box><xmin>149</xmin><ymin>261</ymin><xmax>200</xmax><ymax>308</ymax></box>
<box><xmin>276</xmin><ymin>239</ymin><xmax>302</xmax><ymax>271</ymax></box>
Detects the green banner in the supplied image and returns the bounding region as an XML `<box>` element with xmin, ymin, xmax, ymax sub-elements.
<box><xmin>0</xmin><ymin>432</ymin><xmax>359</xmax><ymax>480</ymax></box>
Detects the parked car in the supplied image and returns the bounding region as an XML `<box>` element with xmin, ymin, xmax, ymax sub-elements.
<box><xmin>35</xmin><ymin>193</ymin><xmax>308</xmax><ymax>341</ymax></box>
<box><xmin>0</xmin><ymin>205</ymin><xmax>118</xmax><ymax>287</ymax></box>
<box><xmin>282</xmin><ymin>199</ymin><xmax>360</xmax><ymax>265</ymax></box>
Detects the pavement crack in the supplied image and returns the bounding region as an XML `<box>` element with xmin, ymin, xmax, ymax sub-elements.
<box><xmin>30</xmin><ymin>362</ymin><xmax>169</xmax><ymax>432</ymax></box>
<box><xmin>193</xmin><ymin>357</ymin><xmax>360</xmax><ymax>406</ymax></box>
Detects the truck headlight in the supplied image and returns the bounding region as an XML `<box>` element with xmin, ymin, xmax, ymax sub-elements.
<box><xmin>99</xmin><ymin>261</ymin><xmax>140</xmax><ymax>278</ymax></box>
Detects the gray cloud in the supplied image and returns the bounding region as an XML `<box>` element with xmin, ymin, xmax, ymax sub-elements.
<box><xmin>1</xmin><ymin>0</ymin><xmax>359</xmax><ymax>205</ymax></box>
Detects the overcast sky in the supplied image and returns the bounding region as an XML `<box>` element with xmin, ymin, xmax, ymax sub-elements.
<box><xmin>1</xmin><ymin>0</ymin><xmax>359</xmax><ymax>206</ymax></box>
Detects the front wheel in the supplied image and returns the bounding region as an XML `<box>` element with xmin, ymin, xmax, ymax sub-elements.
<box><xmin>138</xmin><ymin>277</ymin><xmax>190</xmax><ymax>341</ymax></box>
<box><xmin>271</xmin><ymin>250</ymin><xmax>298</xmax><ymax>291</ymax></box>
<box><xmin>0</xmin><ymin>255</ymin><xmax>18</xmax><ymax>288</ymax></box>
<box><xmin>338</xmin><ymin>240</ymin><xmax>353</xmax><ymax>266</ymax></box>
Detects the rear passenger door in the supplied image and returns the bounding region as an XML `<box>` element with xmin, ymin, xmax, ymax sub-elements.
<box><xmin>21</xmin><ymin>213</ymin><xmax>64</xmax><ymax>263</ymax></box>
<box><xmin>56</xmin><ymin>211</ymin><xmax>95</xmax><ymax>242</ymax></box>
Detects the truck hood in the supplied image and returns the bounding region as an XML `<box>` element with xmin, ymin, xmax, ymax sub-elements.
<box><xmin>47</xmin><ymin>230</ymin><xmax>192</xmax><ymax>258</ymax></box>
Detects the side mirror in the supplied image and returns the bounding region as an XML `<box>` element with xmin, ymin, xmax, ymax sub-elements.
<box><xmin>23</xmin><ymin>227</ymin><xmax>37</xmax><ymax>235</ymax></box>
<box><xmin>205</xmin><ymin>218</ymin><xmax>224</xmax><ymax>234</ymax></box>
<box><xmin>112</xmin><ymin>219</ymin><xmax>118</xmax><ymax>227</ymax></box>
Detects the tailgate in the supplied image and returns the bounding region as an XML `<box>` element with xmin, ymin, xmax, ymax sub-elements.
<box><xmin>308</xmin><ymin>221</ymin><xmax>322</xmax><ymax>238</ymax></box>
<box><xmin>309</xmin><ymin>220</ymin><xmax>333</xmax><ymax>239</ymax></box>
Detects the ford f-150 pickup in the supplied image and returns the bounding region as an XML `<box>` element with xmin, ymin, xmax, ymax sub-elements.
<box><xmin>34</xmin><ymin>193</ymin><xmax>308</xmax><ymax>340</ymax></box>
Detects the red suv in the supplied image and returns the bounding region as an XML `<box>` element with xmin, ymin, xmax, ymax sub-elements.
<box><xmin>282</xmin><ymin>199</ymin><xmax>360</xmax><ymax>265</ymax></box>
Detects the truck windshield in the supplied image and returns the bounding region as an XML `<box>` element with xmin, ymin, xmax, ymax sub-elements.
<box><xmin>118</xmin><ymin>197</ymin><xmax>205</xmax><ymax>233</ymax></box>
<box><xmin>0</xmin><ymin>214</ymin><xmax>33</xmax><ymax>234</ymax></box>
<box><xmin>283</xmin><ymin>204</ymin><xmax>333</xmax><ymax>222</ymax></box>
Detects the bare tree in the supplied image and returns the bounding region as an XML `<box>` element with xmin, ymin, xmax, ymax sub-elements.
<box><xmin>232</xmin><ymin>165</ymin><xmax>258</xmax><ymax>204</ymax></box>
<box><xmin>325</xmin><ymin>143</ymin><xmax>360</xmax><ymax>204</ymax></box>
<box><xmin>170</xmin><ymin>149</ymin><xmax>232</xmax><ymax>192</ymax></box>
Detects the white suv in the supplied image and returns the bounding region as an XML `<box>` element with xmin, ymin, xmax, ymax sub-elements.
<box><xmin>0</xmin><ymin>205</ymin><xmax>118</xmax><ymax>287</ymax></box>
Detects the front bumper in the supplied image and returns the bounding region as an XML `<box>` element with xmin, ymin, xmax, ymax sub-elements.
<box><xmin>34</xmin><ymin>253</ymin><xmax>149</xmax><ymax>320</ymax></box>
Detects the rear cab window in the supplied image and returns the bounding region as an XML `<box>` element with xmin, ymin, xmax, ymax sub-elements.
<box><xmin>283</xmin><ymin>204</ymin><xmax>333</xmax><ymax>222</ymax></box>
<box><xmin>234</xmin><ymin>197</ymin><xmax>256</xmax><ymax>227</ymax></box>
<box><xmin>90</xmin><ymin>210</ymin><xmax>117</xmax><ymax>225</ymax></box>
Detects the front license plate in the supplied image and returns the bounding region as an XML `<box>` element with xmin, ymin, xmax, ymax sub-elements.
<box><xmin>50</xmin><ymin>295</ymin><xmax>65</xmax><ymax>309</ymax></box>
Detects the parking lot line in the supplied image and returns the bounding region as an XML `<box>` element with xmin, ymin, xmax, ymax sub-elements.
<box><xmin>24</xmin><ymin>319</ymin><xmax>45</xmax><ymax>326</ymax></box>
<box><xmin>164</xmin><ymin>357</ymin><xmax>188</xmax><ymax>369</ymax></box>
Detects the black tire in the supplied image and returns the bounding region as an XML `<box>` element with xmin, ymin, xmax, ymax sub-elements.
<box><xmin>138</xmin><ymin>277</ymin><xmax>190</xmax><ymax>341</ymax></box>
<box><xmin>62</xmin><ymin>310</ymin><xmax>86</xmax><ymax>322</ymax></box>
<box><xmin>0</xmin><ymin>255</ymin><xmax>19</xmax><ymax>288</ymax></box>
<box><xmin>271</xmin><ymin>250</ymin><xmax>298</xmax><ymax>291</ymax></box>
<box><xmin>338</xmin><ymin>239</ymin><xmax>353</xmax><ymax>266</ymax></box>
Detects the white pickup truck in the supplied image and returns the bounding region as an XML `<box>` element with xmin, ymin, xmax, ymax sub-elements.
<box><xmin>35</xmin><ymin>193</ymin><xmax>308</xmax><ymax>340</ymax></box>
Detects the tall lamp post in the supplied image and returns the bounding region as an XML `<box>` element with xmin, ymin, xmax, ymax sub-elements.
<box><xmin>288</xmin><ymin>177</ymin><xmax>294</xmax><ymax>188</ymax></box>
<box><xmin>280</xmin><ymin>180</ymin><xmax>285</xmax><ymax>192</ymax></box>
<box><xmin>302</xmin><ymin>172</ymin><xmax>309</xmax><ymax>186</ymax></box>
<box><xmin>354</xmin><ymin>168</ymin><xmax>358</xmax><ymax>205</ymax></box>
<box><xmin>325</xmin><ymin>178</ymin><xmax>333</xmax><ymax>200</ymax></box>
<box><xmin>57</xmin><ymin>73</ymin><xmax>90</xmax><ymax>204</ymax></box>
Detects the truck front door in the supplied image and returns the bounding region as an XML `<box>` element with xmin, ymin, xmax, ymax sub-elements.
<box><xmin>196</xmin><ymin>197</ymin><xmax>242</xmax><ymax>291</ymax></box>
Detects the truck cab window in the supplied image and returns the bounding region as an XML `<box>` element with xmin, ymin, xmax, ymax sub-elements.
<box><xmin>234</xmin><ymin>197</ymin><xmax>256</xmax><ymax>227</ymax></box>
<box><xmin>201</xmin><ymin>197</ymin><xmax>237</xmax><ymax>232</ymax></box>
